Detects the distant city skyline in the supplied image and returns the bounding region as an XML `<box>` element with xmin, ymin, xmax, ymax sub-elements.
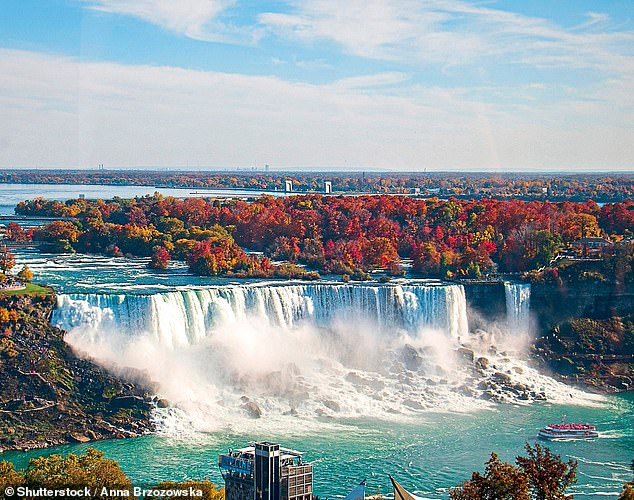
<box><xmin>1</xmin><ymin>0</ymin><xmax>633</xmax><ymax>171</ymax></box>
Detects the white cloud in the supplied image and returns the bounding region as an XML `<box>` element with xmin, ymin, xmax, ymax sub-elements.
<box><xmin>0</xmin><ymin>48</ymin><xmax>632</xmax><ymax>170</ymax></box>
<box><xmin>259</xmin><ymin>0</ymin><xmax>634</xmax><ymax>76</ymax></box>
<box><xmin>82</xmin><ymin>0</ymin><xmax>250</xmax><ymax>42</ymax></box>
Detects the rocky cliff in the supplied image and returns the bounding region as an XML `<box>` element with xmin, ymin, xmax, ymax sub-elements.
<box><xmin>464</xmin><ymin>281</ymin><xmax>634</xmax><ymax>393</ymax></box>
<box><xmin>0</xmin><ymin>292</ymin><xmax>155</xmax><ymax>452</ymax></box>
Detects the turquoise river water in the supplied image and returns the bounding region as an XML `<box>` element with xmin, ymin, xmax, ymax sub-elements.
<box><xmin>0</xmin><ymin>186</ymin><xmax>632</xmax><ymax>499</ymax></box>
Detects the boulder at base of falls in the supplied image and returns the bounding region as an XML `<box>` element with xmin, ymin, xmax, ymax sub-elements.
<box><xmin>491</xmin><ymin>372</ymin><xmax>512</xmax><ymax>385</ymax></box>
<box><xmin>322</xmin><ymin>400</ymin><xmax>341</xmax><ymax>412</ymax></box>
<box><xmin>403</xmin><ymin>399</ymin><xmax>425</xmax><ymax>410</ymax></box>
<box><xmin>457</xmin><ymin>347</ymin><xmax>475</xmax><ymax>363</ymax></box>
<box><xmin>475</xmin><ymin>357</ymin><xmax>490</xmax><ymax>370</ymax></box>
<box><xmin>401</xmin><ymin>344</ymin><xmax>423</xmax><ymax>371</ymax></box>
<box><xmin>242</xmin><ymin>401</ymin><xmax>262</xmax><ymax>419</ymax></box>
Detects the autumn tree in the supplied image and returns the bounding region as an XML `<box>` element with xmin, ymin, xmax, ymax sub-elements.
<box><xmin>450</xmin><ymin>453</ymin><xmax>530</xmax><ymax>500</ymax></box>
<box><xmin>0</xmin><ymin>247</ymin><xmax>16</xmax><ymax>274</ymax></box>
<box><xmin>0</xmin><ymin>461</ymin><xmax>24</xmax><ymax>496</ymax></box>
<box><xmin>451</xmin><ymin>444</ymin><xmax>577</xmax><ymax>500</ymax></box>
<box><xmin>4</xmin><ymin>222</ymin><xmax>27</xmax><ymax>242</ymax></box>
<box><xmin>515</xmin><ymin>443</ymin><xmax>577</xmax><ymax>500</ymax></box>
<box><xmin>149</xmin><ymin>246</ymin><xmax>170</xmax><ymax>270</ymax></box>
<box><xmin>17</xmin><ymin>265</ymin><xmax>33</xmax><ymax>282</ymax></box>
<box><xmin>153</xmin><ymin>480</ymin><xmax>223</xmax><ymax>500</ymax></box>
<box><xmin>24</xmin><ymin>448</ymin><xmax>131</xmax><ymax>499</ymax></box>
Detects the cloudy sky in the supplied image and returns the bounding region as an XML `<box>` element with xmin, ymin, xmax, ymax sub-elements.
<box><xmin>1</xmin><ymin>0</ymin><xmax>633</xmax><ymax>171</ymax></box>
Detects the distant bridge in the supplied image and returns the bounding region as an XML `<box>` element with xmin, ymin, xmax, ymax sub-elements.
<box><xmin>0</xmin><ymin>215</ymin><xmax>74</xmax><ymax>222</ymax></box>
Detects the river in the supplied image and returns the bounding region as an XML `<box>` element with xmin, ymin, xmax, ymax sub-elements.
<box><xmin>0</xmin><ymin>186</ymin><xmax>632</xmax><ymax>498</ymax></box>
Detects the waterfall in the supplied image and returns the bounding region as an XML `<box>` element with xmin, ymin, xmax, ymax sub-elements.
<box><xmin>504</xmin><ymin>282</ymin><xmax>531</xmax><ymax>335</ymax></box>
<box><xmin>53</xmin><ymin>282</ymin><xmax>469</xmax><ymax>346</ymax></box>
<box><xmin>51</xmin><ymin>280</ymin><xmax>600</xmax><ymax>424</ymax></box>
<box><xmin>52</xmin><ymin>281</ymin><xmax>509</xmax><ymax>424</ymax></box>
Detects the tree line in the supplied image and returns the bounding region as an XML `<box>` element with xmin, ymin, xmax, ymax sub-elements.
<box><xmin>9</xmin><ymin>195</ymin><xmax>634</xmax><ymax>280</ymax></box>
<box><xmin>1</xmin><ymin>170</ymin><xmax>634</xmax><ymax>201</ymax></box>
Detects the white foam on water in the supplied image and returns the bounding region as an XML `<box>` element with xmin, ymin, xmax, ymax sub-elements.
<box><xmin>53</xmin><ymin>282</ymin><xmax>606</xmax><ymax>435</ymax></box>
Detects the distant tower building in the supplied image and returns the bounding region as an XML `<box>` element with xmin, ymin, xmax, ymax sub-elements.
<box><xmin>324</xmin><ymin>181</ymin><xmax>332</xmax><ymax>194</ymax></box>
<box><xmin>219</xmin><ymin>442</ymin><xmax>312</xmax><ymax>500</ymax></box>
<box><xmin>265</xmin><ymin>164</ymin><xmax>270</xmax><ymax>172</ymax></box>
<box><xmin>284</xmin><ymin>180</ymin><xmax>293</xmax><ymax>193</ymax></box>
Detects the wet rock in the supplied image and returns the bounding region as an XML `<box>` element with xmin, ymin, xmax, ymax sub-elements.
<box><xmin>491</xmin><ymin>372</ymin><xmax>512</xmax><ymax>385</ymax></box>
<box><xmin>156</xmin><ymin>398</ymin><xmax>170</xmax><ymax>409</ymax></box>
<box><xmin>403</xmin><ymin>399</ymin><xmax>424</xmax><ymax>410</ymax></box>
<box><xmin>457</xmin><ymin>347</ymin><xmax>475</xmax><ymax>363</ymax></box>
<box><xmin>242</xmin><ymin>401</ymin><xmax>262</xmax><ymax>419</ymax></box>
<box><xmin>323</xmin><ymin>400</ymin><xmax>341</xmax><ymax>412</ymax></box>
<box><xmin>69</xmin><ymin>433</ymin><xmax>91</xmax><ymax>443</ymax></box>
<box><xmin>475</xmin><ymin>357</ymin><xmax>490</xmax><ymax>370</ymax></box>
<box><xmin>111</xmin><ymin>395</ymin><xmax>147</xmax><ymax>409</ymax></box>
<box><xmin>283</xmin><ymin>408</ymin><xmax>299</xmax><ymax>417</ymax></box>
<box><xmin>511</xmin><ymin>366</ymin><xmax>524</xmax><ymax>374</ymax></box>
<box><xmin>458</xmin><ymin>385</ymin><xmax>474</xmax><ymax>397</ymax></box>
<box><xmin>401</xmin><ymin>344</ymin><xmax>423</xmax><ymax>371</ymax></box>
<box><xmin>345</xmin><ymin>372</ymin><xmax>365</xmax><ymax>385</ymax></box>
<box><xmin>480</xmin><ymin>391</ymin><xmax>494</xmax><ymax>400</ymax></box>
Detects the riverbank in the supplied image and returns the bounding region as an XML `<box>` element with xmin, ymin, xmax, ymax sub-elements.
<box><xmin>0</xmin><ymin>291</ymin><xmax>154</xmax><ymax>452</ymax></box>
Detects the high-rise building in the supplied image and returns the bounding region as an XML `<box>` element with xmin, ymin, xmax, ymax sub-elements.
<box><xmin>219</xmin><ymin>442</ymin><xmax>313</xmax><ymax>500</ymax></box>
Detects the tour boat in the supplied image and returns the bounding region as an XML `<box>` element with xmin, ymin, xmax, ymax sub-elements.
<box><xmin>538</xmin><ymin>421</ymin><xmax>599</xmax><ymax>440</ymax></box>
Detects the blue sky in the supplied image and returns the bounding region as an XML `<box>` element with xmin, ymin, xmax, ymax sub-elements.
<box><xmin>0</xmin><ymin>0</ymin><xmax>632</xmax><ymax>170</ymax></box>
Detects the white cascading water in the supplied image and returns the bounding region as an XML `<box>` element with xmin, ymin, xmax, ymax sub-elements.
<box><xmin>504</xmin><ymin>282</ymin><xmax>531</xmax><ymax>336</ymax></box>
<box><xmin>53</xmin><ymin>281</ymin><xmax>601</xmax><ymax>434</ymax></box>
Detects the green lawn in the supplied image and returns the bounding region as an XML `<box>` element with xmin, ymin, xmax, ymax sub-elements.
<box><xmin>0</xmin><ymin>282</ymin><xmax>52</xmax><ymax>296</ymax></box>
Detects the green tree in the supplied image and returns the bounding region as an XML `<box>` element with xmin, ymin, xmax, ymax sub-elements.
<box><xmin>515</xmin><ymin>443</ymin><xmax>577</xmax><ymax>500</ymax></box>
<box><xmin>530</xmin><ymin>230</ymin><xmax>562</xmax><ymax>269</ymax></box>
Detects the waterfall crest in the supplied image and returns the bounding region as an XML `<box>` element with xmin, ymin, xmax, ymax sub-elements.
<box><xmin>54</xmin><ymin>282</ymin><xmax>469</xmax><ymax>347</ymax></box>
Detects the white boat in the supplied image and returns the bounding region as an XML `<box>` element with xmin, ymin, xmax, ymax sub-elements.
<box><xmin>538</xmin><ymin>422</ymin><xmax>598</xmax><ymax>440</ymax></box>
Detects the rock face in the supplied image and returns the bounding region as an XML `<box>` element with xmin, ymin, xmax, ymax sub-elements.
<box><xmin>0</xmin><ymin>292</ymin><xmax>155</xmax><ymax>452</ymax></box>
<box><xmin>241</xmin><ymin>401</ymin><xmax>262</xmax><ymax>419</ymax></box>
<box><xmin>530</xmin><ymin>282</ymin><xmax>634</xmax><ymax>334</ymax></box>
<box><xmin>464</xmin><ymin>281</ymin><xmax>634</xmax><ymax>394</ymax></box>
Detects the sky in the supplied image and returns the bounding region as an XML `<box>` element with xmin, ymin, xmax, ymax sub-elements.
<box><xmin>0</xmin><ymin>0</ymin><xmax>633</xmax><ymax>171</ymax></box>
